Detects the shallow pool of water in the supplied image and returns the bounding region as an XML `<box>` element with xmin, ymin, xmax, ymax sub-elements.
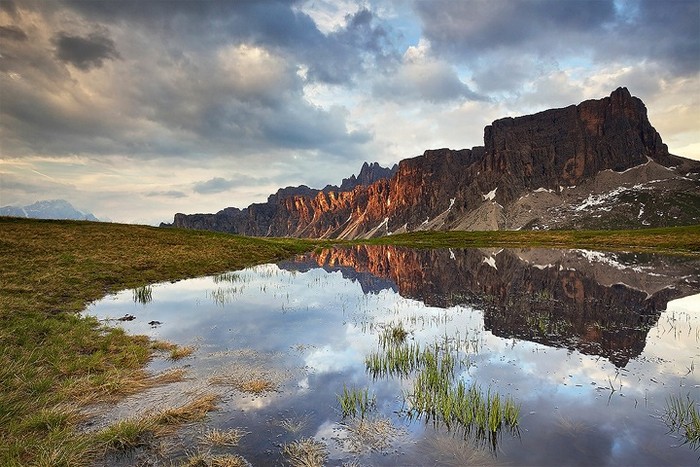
<box><xmin>86</xmin><ymin>246</ymin><xmax>700</xmax><ymax>465</ymax></box>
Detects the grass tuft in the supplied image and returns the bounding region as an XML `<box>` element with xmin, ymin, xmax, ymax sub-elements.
<box><xmin>94</xmin><ymin>418</ymin><xmax>156</xmax><ymax>453</ymax></box>
<box><xmin>153</xmin><ymin>393</ymin><xmax>219</xmax><ymax>428</ymax></box>
<box><xmin>664</xmin><ymin>394</ymin><xmax>700</xmax><ymax>448</ymax></box>
<box><xmin>169</xmin><ymin>345</ymin><xmax>196</xmax><ymax>361</ymax></box>
<box><xmin>199</xmin><ymin>428</ymin><xmax>248</xmax><ymax>447</ymax></box>
<box><xmin>338</xmin><ymin>385</ymin><xmax>376</xmax><ymax>419</ymax></box>
<box><xmin>282</xmin><ymin>438</ymin><xmax>328</xmax><ymax>467</ymax></box>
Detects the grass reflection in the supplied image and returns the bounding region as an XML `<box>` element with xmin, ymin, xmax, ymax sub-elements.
<box><xmin>362</xmin><ymin>321</ymin><xmax>520</xmax><ymax>452</ymax></box>
<box><xmin>664</xmin><ymin>394</ymin><xmax>700</xmax><ymax>449</ymax></box>
<box><xmin>132</xmin><ymin>285</ymin><xmax>152</xmax><ymax>304</ymax></box>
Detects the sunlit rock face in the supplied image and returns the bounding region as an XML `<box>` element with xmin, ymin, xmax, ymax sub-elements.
<box><xmin>164</xmin><ymin>88</ymin><xmax>700</xmax><ymax>236</ymax></box>
<box><xmin>281</xmin><ymin>245</ymin><xmax>700</xmax><ymax>367</ymax></box>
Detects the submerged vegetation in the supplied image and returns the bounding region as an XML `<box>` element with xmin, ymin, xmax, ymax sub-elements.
<box><xmin>132</xmin><ymin>285</ymin><xmax>153</xmax><ymax>304</ymax></box>
<box><xmin>365</xmin><ymin>321</ymin><xmax>520</xmax><ymax>449</ymax></box>
<box><xmin>282</xmin><ymin>437</ymin><xmax>329</xmax><ymax>467</ymax></box>
<box><xmin>338</xmin><ymin>385</ymin><xmax>377</xmax><ymax>419</ymax></box>
<box><xmin>664</xmin><ymin>394</ymin><xmax>700</xmax><ymax>449</ymax></box>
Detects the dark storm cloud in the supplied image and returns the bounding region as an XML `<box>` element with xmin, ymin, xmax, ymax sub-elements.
<box><xmin>310</xmin><ymin>8</ymin><xmax>398</xmax><ymax>84</ymax></box>
<box><xmin>415</xmin><ymin>0</ymin><xmax>615</xmax><ymax>53</ymax></box>
<box><xmin>612</xmin><ymin>0</ymin><xmax>700</xmax><ymax>75</ymax></box>
<box><xmin>0</xmin><ymin>0</ymin><xmax>18</xmax><ymax>17</ymax></box>
<box><xmin>52</xmin><ymin>31</ymin><xmax>120</xmax><ymax>70</ymax></box>
<box><xmin>64</xmin><ymin>0</ymin><xmax>395</xmax><ymax>85</ymax></box>
<box><xmin>415</xmin><ymin>0</ymin><xmax>699</xmax><ymax>75</ymax></box>
<box><xmin>0</xmin><ymin>25</ymin><xmax>27</xmax><ymax>41</ymax></box>
<box><xmin>1</xmin><ymin>0</ymin><xmax>381</xmax><ymax>162</ymax></box>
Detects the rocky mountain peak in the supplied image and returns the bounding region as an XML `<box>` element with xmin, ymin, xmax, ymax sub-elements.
<box><xmin>332</xmin><ymin>161</ymin><xmax>398</xmax><ymax>192</ymax></box>
<box><xmin>164</xmin><ymin>89</ymin><xmax>699</xmax><ymax>237</ymax></box>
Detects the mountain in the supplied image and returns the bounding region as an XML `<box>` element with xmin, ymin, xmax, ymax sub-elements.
<box><xmin>161</xmin><ymin>161</ymin><xmax>398</xmax><ymax>236</ymax></box>
<box><xmin>329</xmin><ymin>161</ymin><xmax>398</xmax><ymax>192</ymax></box>
<box><xmin>0</xmin><ymin>199</ymin><xmax>99</xmax><ymax>221</ymax></box>
<box><xmin>163</xmin><ymin>88</ymin><xmax>700</xmax><ymax>237</ymax></box>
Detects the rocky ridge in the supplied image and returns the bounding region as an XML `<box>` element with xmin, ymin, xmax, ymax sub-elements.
<box><xmin>163</xmin><ymin>88</ymin><xmax>700</xmax><ymax>237</ymax></box>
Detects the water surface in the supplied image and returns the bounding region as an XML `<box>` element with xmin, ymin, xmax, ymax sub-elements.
<box><xmin>87</xmin><ymin>246</ymin><xmax>700</xmax><ymax>465</ymax></box>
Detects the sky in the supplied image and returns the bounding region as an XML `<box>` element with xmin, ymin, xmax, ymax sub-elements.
<box><xmin>1</xmin><ymin>0</ymin><xmax>698</xmax><ymax>225</ymax></box>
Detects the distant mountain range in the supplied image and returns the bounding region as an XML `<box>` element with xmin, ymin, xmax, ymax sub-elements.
<box><xmin>163</xmin><ymin>88</ymin><xmax>700</xmax><ymax>238</ymax></box>
<box><xmin>0</xmin><ymin>199</ymin><xmax>99</xmax><ymax>221</ymax></box>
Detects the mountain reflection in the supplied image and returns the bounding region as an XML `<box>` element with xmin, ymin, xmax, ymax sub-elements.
<box><xmin>281</xmin><ymin>246</ymin><xmax>700</xmax><ymax>367</ymax></box>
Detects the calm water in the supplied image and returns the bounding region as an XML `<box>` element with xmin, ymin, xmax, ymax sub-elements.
<box><xmin>86</xmin><ymin>246</ymin><xmax>700</xmax><ymax>466</ymax></box>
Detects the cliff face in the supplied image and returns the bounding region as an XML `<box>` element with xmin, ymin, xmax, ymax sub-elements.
<box><xmin>164</xmin><ymin>88</ymin><xmax>699</xmax><ymax>237</ymax></box>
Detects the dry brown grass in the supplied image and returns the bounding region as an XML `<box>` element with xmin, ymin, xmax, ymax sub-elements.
<box><xmin>199</xmin><ymin>428</ymin><xmax>248</xmax><ymax>447</ymax></box>
<box><xmin>59</xmin><ymin>367</ymin><xmax>188</xmax><ymax>407</ymax></box>
<box><xmin>169</xmin><ymin>345</ymin><xmax>196</xmax><ymax>361</ymax></box>
<box><xmin>153</xmin><ymin>393</ymin><xmax>220</xmax><ymax>428</ymax></box>
<box><xmin>209</xmin><ymin>455</ymin><xmax>249</xmax><ymax>467</ymax></box>
<box><xmin>339</xmin><ymin>416</ymin><xmax>404</xmax><ymax>454</ymax></box>
<box><xmin>209</xmin><ymin>356</ymin><xmax>285</xmax><ymax>395</ymax></box>
<box><xmin>151</xmin><ymin>340</ymin><xmax>179</xmax><ymax>352</ymax></box>
<box><xmin>238</xmin><ymin>378</ymin><xmax>277</xmax><ymax>394</ymax></box>
<box><xmin>92</xmin><ymin>392</ymin><xmax>221</xmax><ymax>462</ymax></box>
<box><xmin>282</xmin><ymin>438</ymin><xmax>328</xmax><ymax>467</ymax></box>
<box><xmin>183</xmin><ymin>452</ymin><xmax>249</xmax><ymax>467</ymax></box>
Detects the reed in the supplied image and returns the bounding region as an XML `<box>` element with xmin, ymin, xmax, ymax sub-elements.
<box><xmin>132</xmin><ymin>285</ymin><xmax>153</xmax><ymax>304</ymax></box>
<box><xmin>338</xmin><ymin>385</ymin><xmax>376</xmax><ymax>419</ymax></box>
<box><xmin>664</xmin><ymin>394</ymin><xmax>700</xmax><ymax>448</ymax></box>
<box><xmin>408</xmin><ymin>378</ymin><xmax>520</xmax><ymax>447</ymax></box>
<box><xmin>367</xmin><ymin>331</ymin><xmax>520</xmax><ymax>447</ymax></box>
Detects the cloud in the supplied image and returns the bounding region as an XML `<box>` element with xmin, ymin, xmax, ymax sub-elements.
<box><xmin>146</xmin><ymin>190</ymin><xmax>187</xmax><ymax>199</ymax></box>
<box><xmin>52</xmin><ymin>31</ymin><xmax>120</xmax><ymax>70</ymax></box>
<box><xmin>415</xmin><ymin>0</ymin><xmax>699</xmax><ymax>77</ymax></box>
<box><xmin>0</xmin><ymin>1</ymin><xmax>375</xmax><ymax>164</ymax></box>
<box><xmin>373</xmin><ymin>39</ymin><xmax>483</xmax><ymax>103</ymax></box>
<box><xmin>0</xmin><ymin>0</ymin><xmax>18</xmax><ymax>18</ymax></box>
<box><xmin>64</xmin><ymin>0</ymin><xmax>397</xmax><ymax>86</ymax></box>
<box><xmin>192</xmin><ymin>177</ymin><xmax>238</xmax><ymax>195</ymax></box>
<box><xmin>608</xmin><ymin>0</ymin><xmax>700</xmax><ymax>75</ymax></box>
<box><xmin>415</xmin><ymin>0</ymin><xmax>615</xmax><ymax>56</ymax></box>
<box><xmin>0</xmin><ymin>25</ymin><xmax>27</xmax><ymax>41</ymax></box>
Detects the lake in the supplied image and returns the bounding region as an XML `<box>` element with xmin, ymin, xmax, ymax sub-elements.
<box><xmin>86</xmin><ymin>246</ymin><xmax>700</xmax><ymax>466</ymax></box>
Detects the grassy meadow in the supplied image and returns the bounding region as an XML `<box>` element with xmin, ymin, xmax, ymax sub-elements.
<box><xmin>1</xmin><ymin>217</ymin><xmax>699</xmax><ymax>465</ymax></box>
<box><xmin>0</xmin><ymin>217</ymin><xmax>321</xmax><ymax>465</ymax></box>
<box><xmin>362</xmin><ymin>224</ymin><xmax>700</xmax><ymax>255</ymax></box>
